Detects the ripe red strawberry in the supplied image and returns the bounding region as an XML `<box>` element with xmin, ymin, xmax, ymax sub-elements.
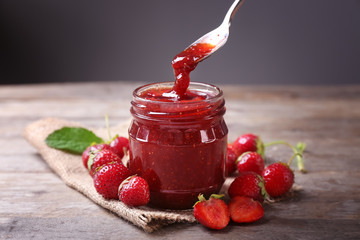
<box><xmin>88</xmin><ymin>149</ymin><xmax>123</xmax><ymax>177</ymax></box>
<box><xmin>82</xmin><ymin>143</ymin><xmax>111</xmax><ymax>169</ymax></box>
<box><xmin>229</xmin><ymin>196</ymin><xmax>264</xmax><ymax>223</ymax></box>
<box><xmin>232</xmin><ymin>134</ymin><xmax>264</xmax><ymax>158</ymax></box>
<box><xmin>225</xmin><ymin>144</ymin><xmax>237</xmax><ymax>176</ymax></box>
<box><xmin>236</xmin><ymin>152</ymin><xmax>265</xmax><ymax>175</ymax></box>
<box><xmin>110</xmin><ymin>136</ymin><xmax>129</xmax><ymax>159</ymax></box>
<box><xmin>228</xmin><ymin>172</ymin><xmax>267</xmax><ymax>202</ymax></box>
<box><xmin>262</xmin><ymin>162</ymin><xmax>294</xmax><ymax>197</ymax></box>
<box><xmin>193</xmin><ymin>194</ymin><xmax>230</xmax><ymax>230</ymax></box>
<box><xmin>93</xmin><ymin>162</ymin><xmax>130</xmax><ymax>199</ymax></box>
<box><xmin>118</xmin><ymin>176</ymin><xmax>150</xmax><ymax>207</ymax></box>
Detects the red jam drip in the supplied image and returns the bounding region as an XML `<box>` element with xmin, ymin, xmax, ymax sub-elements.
<box><xmin>171</xmin><ymin>43</ymin><xmax>215</xmax><ymax>98</ymax></box>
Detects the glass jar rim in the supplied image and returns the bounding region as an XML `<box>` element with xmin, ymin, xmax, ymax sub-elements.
<box><xmin>132</xmin><ymin>81</ymin><xmax>223</xmax><ymax>105</ymax></box>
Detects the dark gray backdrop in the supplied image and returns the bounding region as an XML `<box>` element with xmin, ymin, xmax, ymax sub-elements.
<box><xmin>1</xmin><ymin>0</ymin><xmax>359</xmax><ymax>85</ymax></box>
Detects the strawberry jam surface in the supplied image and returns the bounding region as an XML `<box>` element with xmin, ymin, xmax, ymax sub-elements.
<box><xmin>129</xmin><ymin>83</ymin><xmax>228</xmax><ymax>209</ymax></box>
<box><xmin>140</xmin><ymin>86</ymin><xmax>213</xmax><ymax>102</ymax></box>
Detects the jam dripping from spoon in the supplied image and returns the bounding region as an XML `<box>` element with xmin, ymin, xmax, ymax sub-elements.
<box><xmin>169</xmin><ymin>0</ymin><xmax>245</xmax><ymax>99</ymax></box>
<box><xmin>171</xmin><ymin>43</ymin><xmax>216</xmax><ymax>98</ymax></box>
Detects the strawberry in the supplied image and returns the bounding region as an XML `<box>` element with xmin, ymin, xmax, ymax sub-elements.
<box><xmin>193</xmin><ymin>194</ymin><xmax>230</xmax><ymax>230</ymax></box>
<box><xmin>228</xmin><ymin>172</ymin><xmax>267</xmax><ymax>202</ymax></box>
<box><xmin>236</xmin><ymin>152</ymin><xmax>265</xmax><ymax>175</ymax></box>
<box><xmin>93</xmin><ymin>162</ymin><xmax>130</xmax><ymax>199</ymax></box>
<box><xmin>110</xmin><ymin>136</ymin><xmax>129</xmax><ymax>159</ymax></box>
<box><xmin>232</xmin><ymin>134</ymin><xmax>264</xmax><ymax>158</ymax></box>
<box><xmin>225</xmin><ymin>144</ymin><xmax>237</xmax><ymax>176</ymax></box>
<box><xmin>88</xmin><ymin>149</ymin><xmax>123</xmax><ymax>177</ymax></box>
<box><xmin>82</xmin><ymin>143</ymin><xmax>111</xmax><ymax>169</ymax></box>
<box><xmin>118</xmin><ymin>176</ymin><xmax>150</xmax><ymax>207</ymax></box>
<box><xmin>229</xmin><ymin>196</ymin><xmax>264</xmax><ymax>223</ymax></box>
<box><xmin>262</xmin><ymin>162</ymin><xmax>294</xmax><ymax>197</ymax></box>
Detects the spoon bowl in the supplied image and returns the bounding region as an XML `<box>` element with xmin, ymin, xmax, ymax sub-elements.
<box><xmin>171</xmin><ymin>0</ymin><xmax>246</xmax><ymax>97</ymax></box>
<box><xmin>187</xmin><ymin>0</ymin><xmax>245</xmax><ymax>63</ymax></box>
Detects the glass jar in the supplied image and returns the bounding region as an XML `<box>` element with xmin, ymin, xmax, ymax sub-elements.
<box><xmin>128</xmin><ymin>82</ymin><xmax>228</xmax><ymax>209</ymax></box>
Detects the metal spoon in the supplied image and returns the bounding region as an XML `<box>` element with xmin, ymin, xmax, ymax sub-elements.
<box><xmin>187</xmin><ymin>0</ymin><xmax>245</xmax><ymax>63</ymax></box>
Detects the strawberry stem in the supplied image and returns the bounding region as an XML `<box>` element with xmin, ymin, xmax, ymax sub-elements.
<box><xmin>295</xmin><ymin>142</ymin><xmax>307</xmax><ymax>173</ymax></box>
<box><xmin>105</xmin><ymin>114</ymin><xmax>112</xmax><ymax>141</ymax></box>
<box><xmin>264</xmin><ymin>140</ymin><xmax>307</xmax><ymax>173</ymax></box>
<box><xmin>288</xmin><ymin>152</ymin><xmax>302</xmax><ymax>166</ymax></box>
<box><xmin>264</xmin><ymin>140</ymin><xmax>294</xmax><ymax>150</ymax></box>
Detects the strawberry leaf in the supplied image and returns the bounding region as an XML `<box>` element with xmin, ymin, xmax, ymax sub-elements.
<box><xmin>45</xmin><ymin>127</ymin><xmax>103</xmax><ymax>155</ymax></box>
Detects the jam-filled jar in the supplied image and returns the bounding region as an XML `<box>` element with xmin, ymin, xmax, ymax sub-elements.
<box><xmin>128</xmin><ymin>82</ymin><xmax>228</xmax><ymax>209</ymax></box>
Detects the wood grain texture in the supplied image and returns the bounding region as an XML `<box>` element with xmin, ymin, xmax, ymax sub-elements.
<box><xmin>0</xmin><ymin>82</ymin><xmax>359</xmax><ymax>239</ymax></box>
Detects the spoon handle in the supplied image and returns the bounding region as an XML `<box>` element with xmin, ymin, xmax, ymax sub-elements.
<box><xmin>223</xmin><ymin>0</ymin><xmax>246</xmax><ymax>28</ymax></box>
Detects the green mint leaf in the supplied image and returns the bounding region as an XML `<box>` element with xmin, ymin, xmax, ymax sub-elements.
<box><xmin>45</xmin><ymin>127</ymin><xmax>103</xmax><ymax>155</ymax></box>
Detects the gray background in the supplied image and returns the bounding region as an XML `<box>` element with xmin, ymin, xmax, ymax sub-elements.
<box><xmin>1</xmin><ymin>0</ymin><xmax>359</xmax><ymax>85</ymax></box>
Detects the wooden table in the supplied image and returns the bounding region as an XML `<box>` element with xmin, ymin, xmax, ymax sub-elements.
<box><xmin>1</xmin><ymin>82</ymin><xmax>359</xmax><ymax>239</ymax></box>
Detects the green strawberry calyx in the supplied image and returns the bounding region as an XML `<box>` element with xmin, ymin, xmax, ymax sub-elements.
<box><xmin>87</xmin><ymin>150</ymin><xmax>100</xmax><ymax>171</ymax></box>
<box><xmin>257</xmin><ymin>175</ymin><xmax>269</xmax><ymax>201</ymax></box>
<box><xmin>235</xmin><ymin>151</ymin><xmax>253</xmax><ymax>164</ymax></box>
<box><xmin>193</xmin><ymin>194</ymin><xmax>224</xmax><ymax>207</ymax></box>
<box><xmin>256</xmin><ymin>137</ymin><xmax>265</xmax><ymax>159</ymax></box>
<box><xmin>118</xmin><ymin>175</ymin><xmax>137</xmax><ymax>195</ymax></box>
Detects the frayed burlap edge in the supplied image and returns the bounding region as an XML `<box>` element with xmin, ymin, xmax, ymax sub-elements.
<box><xmin>23</xmin><ymin>117</ymin><xmax>196</xmax><ymax>233</ymax></box>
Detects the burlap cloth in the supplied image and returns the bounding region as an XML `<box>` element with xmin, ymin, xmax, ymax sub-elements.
<box><xmin>23</xmin><ymin>117</ymin><xmax>236</xmax><ymax>232</ymax></box>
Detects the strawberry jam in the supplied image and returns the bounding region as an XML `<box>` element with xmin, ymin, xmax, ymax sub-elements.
<box><xmin>128</xmin><ymin>82</ymin><xmax>228</xmax><ymax>209</ymax></box>
<box><xmin>172</xmin><ymin>43</ymin><xmax>215</xmax><ymax>98</ymax></box>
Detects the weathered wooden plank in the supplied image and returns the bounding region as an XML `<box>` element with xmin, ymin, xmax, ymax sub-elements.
<box><xmin>0</xmin><ymin>171</ymin><xmax>359</xmax><ymax>239</ymax></box>
<box><xmin>0</xmin><ymin>82</ymin><xmax>137</xmax><ymax>101</ymax></box>
<box><xmin>2</xmin><ymin>154</ymin><xmax>51</xmax><ymax>173</ymax></box>
<box><xmin>0</xmin><ymin>100</ymin><xmax>132</xmax><ymax>119</ymax></box>
<box><xmin>1</xmin><ymin>216</ymin><xmax>359</xmax><ymax>240</ymax></box>
<box><xmin>0</xmin><ymin>82</ymin><xmax>359</xmax><ymax>239</ymax></box>
<box><xmin>1</xmin><ymin>171</ymin><xmax>358</xmax><ymax>219</ymax></box>
<box><xmin>1</xmin><ymin>83</ymin><xmax>359</xmax><ymax>100</ymax></box>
